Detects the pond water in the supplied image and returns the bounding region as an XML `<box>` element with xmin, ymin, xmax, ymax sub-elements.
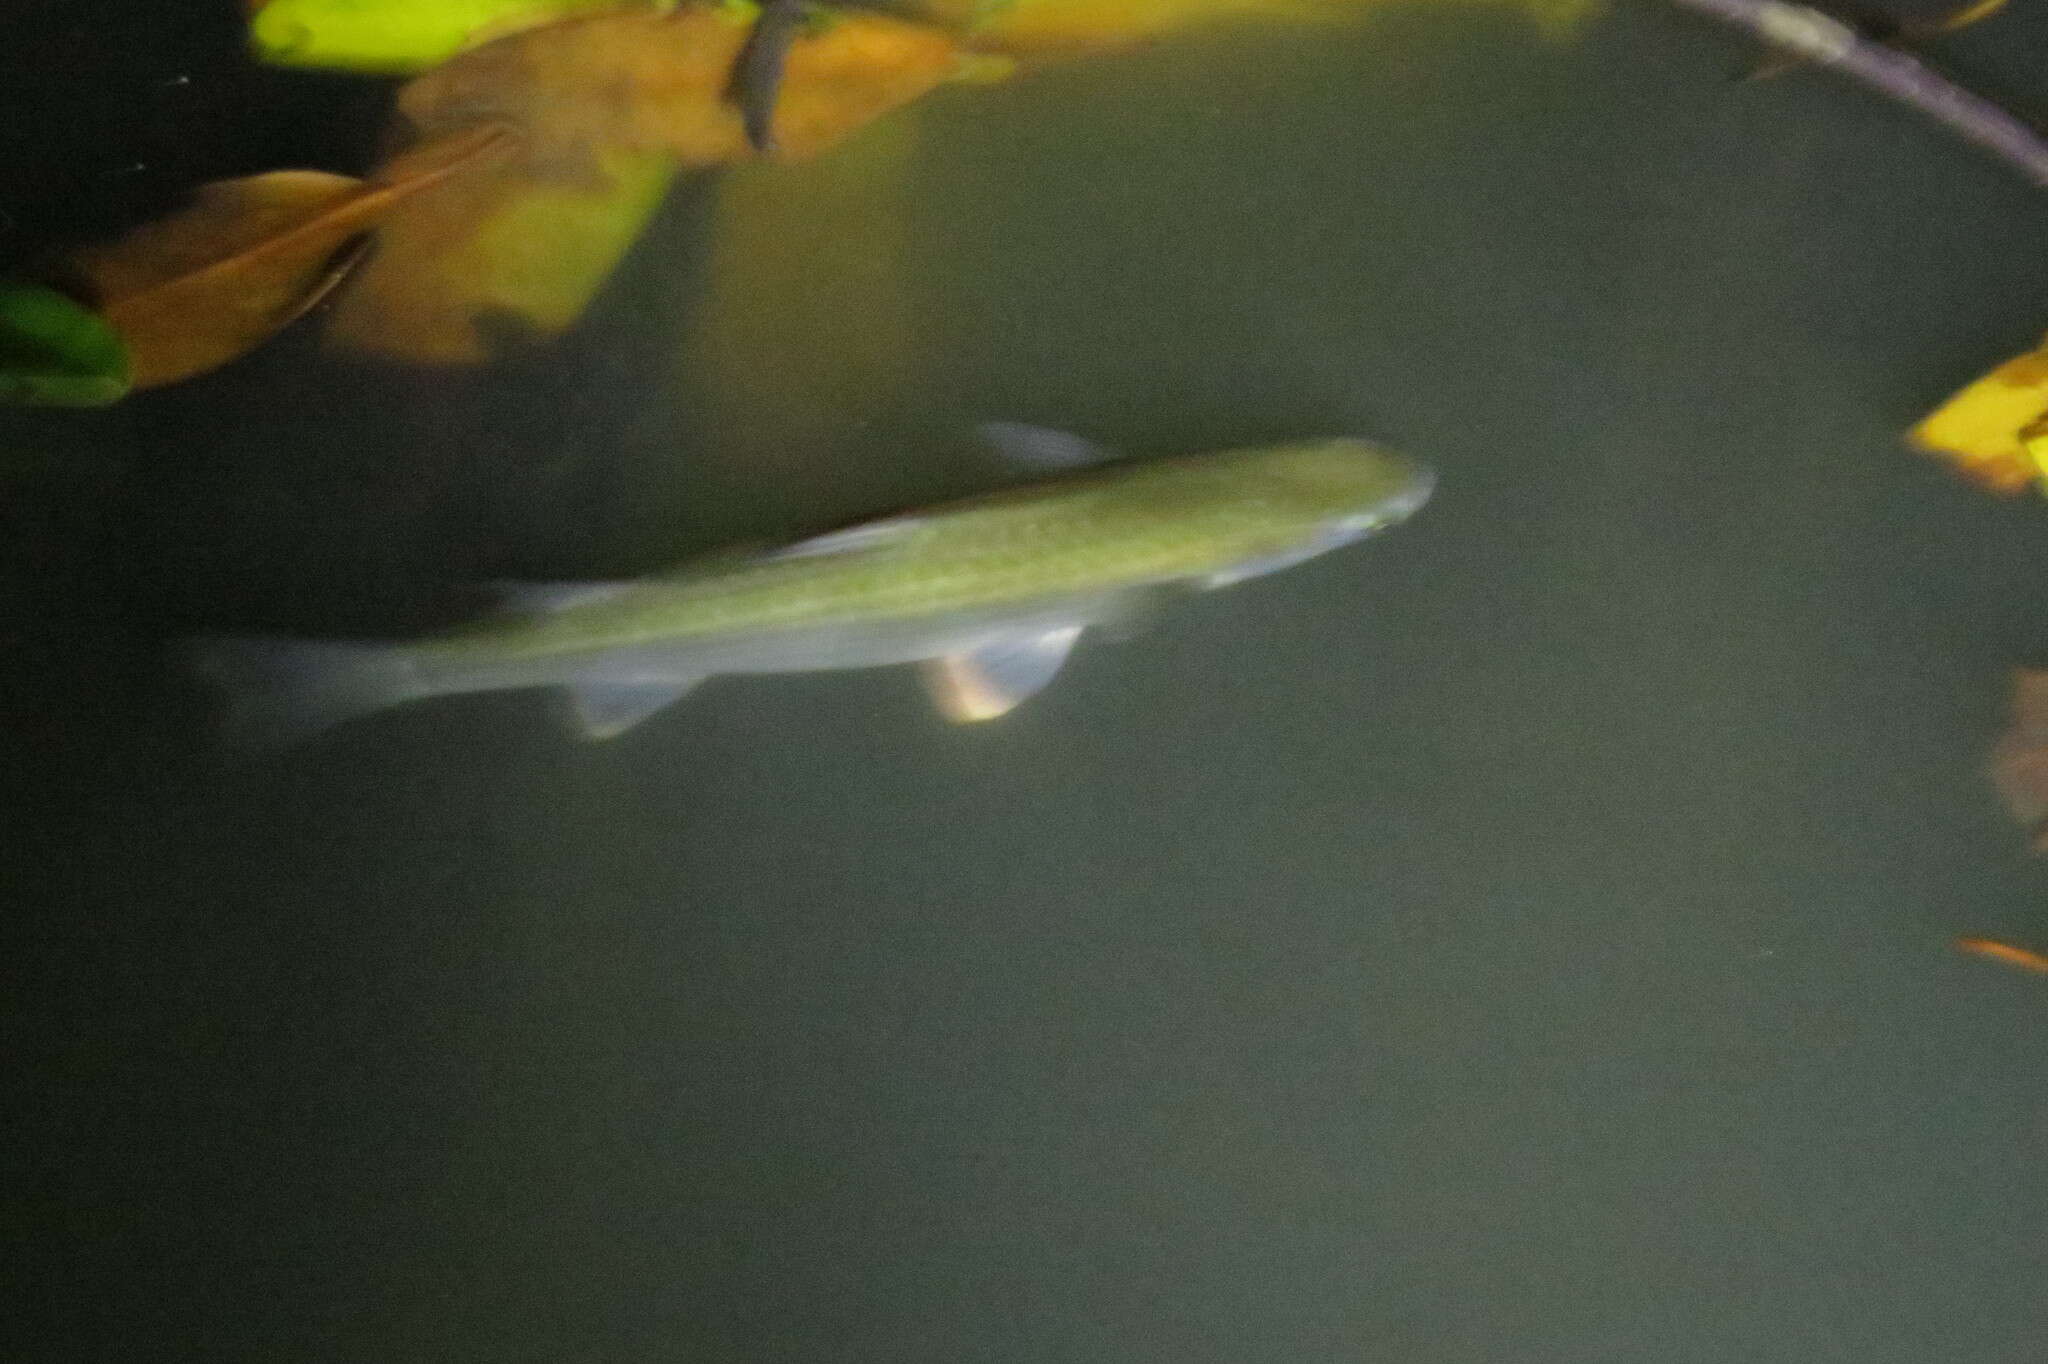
<box><xmin>7</xmin><ymin>2</ymin><xmax>2048</xmax><ymax>1358</ymax></box>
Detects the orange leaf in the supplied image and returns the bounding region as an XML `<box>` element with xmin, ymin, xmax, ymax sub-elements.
<box><xmin>1954</xmin><ymin>936</ymin><xmax>2048</xmax><ymax>973</ymax></box>
<box><xmin>69</xmin><ymin>123</ymin><xmax>518</xmax><ymax>387</ymax></box>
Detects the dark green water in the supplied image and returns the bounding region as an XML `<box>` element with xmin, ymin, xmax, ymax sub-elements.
<box><xmin>8</xmin><ymin>2</ymin><xmax>2048</xmax><ymax>1359</ymax></box>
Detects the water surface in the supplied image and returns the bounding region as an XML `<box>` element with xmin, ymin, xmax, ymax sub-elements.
<box><xmin>8</xmin><ymin>4</ymin><xmax>2048</xmax><ymax>1359</ymax></box>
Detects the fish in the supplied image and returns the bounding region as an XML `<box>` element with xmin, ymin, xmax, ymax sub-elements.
<box><xmin>187</xmin><ymin>425</ymin><xmax>1434</xmax><ymax>747</ymax></box>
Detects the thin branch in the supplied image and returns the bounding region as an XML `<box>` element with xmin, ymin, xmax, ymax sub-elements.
<box><xmin>727</xmin><ymin>0</ymin><xmax>808</xmax><ymax>155</ymax></box>
<box><xmin>1666</xmin><ymin>0</ymin><xmax>2048</xmax><ymax>188</ymax></box>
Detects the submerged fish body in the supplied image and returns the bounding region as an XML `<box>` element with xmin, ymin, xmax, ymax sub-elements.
<box><xmin>192</xmin><ymin>430</ymin><xmax>1433</xmax><ymax>745</ymax></box>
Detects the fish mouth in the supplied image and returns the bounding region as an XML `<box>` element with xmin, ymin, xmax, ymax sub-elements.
<box><xmin>1334</xmin><ymin>461</ymin><xmax>1437</xmax><ymax>538</ymax></box>
<box><xmin>1382</xmin><ymin>459</ymin><xmax>1438</xmax><ymax>520</ymax></box>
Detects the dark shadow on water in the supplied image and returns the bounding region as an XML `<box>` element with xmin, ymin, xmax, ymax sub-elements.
<box><xmin>1</xmin><ymin>142</ymin><xmax>742</xmax><ymax>1364</ymax></box>
<box><xmin>0</xmin><ymin>169</ymin><xmax>728</xmax><ymax>794</ymax></box>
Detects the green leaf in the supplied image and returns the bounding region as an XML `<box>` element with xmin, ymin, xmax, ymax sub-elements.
<box><xmin>0</xmin><ymin>284</ymin><xmax>131</xmax><ymax>407</ymax></box>
<box><xmin>249</xmin><ymin>0</ymin><xmax>673</xmax><ymax>74</ymax></box>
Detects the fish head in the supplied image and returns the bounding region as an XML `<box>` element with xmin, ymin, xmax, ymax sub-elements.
<box><xmin>1242</xmin><ymin>438</ymin><xmax>1434</xmax><ymax>533</ymax></box>
<box><xmin>1186</xmin><ymin>439</ymin><xmax>1433</xmax><ymax>585</ymax></box>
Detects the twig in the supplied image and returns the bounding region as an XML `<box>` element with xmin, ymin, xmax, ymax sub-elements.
<box><xmin>728</xmin><ymin>0</ymin><xmax>808</xmax><ymax>155</ymax></box>
<box><xmin>1666</xmin><ymin>0</ymin><xmax>2048</xmax><ymax>188</ymax></box>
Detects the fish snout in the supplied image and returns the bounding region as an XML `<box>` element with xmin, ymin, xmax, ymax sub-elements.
<box><xmin>1381</xmin><ymin>459</ymin><xmax>1437</xmax><ymax>522</ymax></box>
<box><xmin>1335</xmin><ymin>459</ymin><xmax>1435</xmax><ymax>538</ymax></box>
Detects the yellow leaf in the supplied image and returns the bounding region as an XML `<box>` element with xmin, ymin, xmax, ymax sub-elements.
<box><xmin>1908</xmin><ymin>334</ymin><xmax>2048</xmax><ymax>496</ymax></box>
<box><xmin>69</xmin><ymin>124</ymin><xmax>518</xmax><ymax>387</ymax></box>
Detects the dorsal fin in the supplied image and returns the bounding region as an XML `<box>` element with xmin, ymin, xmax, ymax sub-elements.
<box><xmin>977</xmin><ymin>422</ymin><xmax>1114</xmax><ymax>471</ymax></box>
<box><xmin>487</xmin><ymin>581</ymin><xmax>632</xmax><ymax>616</ymax></box>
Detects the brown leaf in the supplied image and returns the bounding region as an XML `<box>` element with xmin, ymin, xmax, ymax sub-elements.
<box><xmin>2008</xmin><ymin>667</ymin><xmax>2048</xmax><ymax>739</ymax></box>
<box><xmin>398</xmin><ymin>6</ymin><xmax>969</xmax><ymax>177</ymax></box>
<box><xmin>69</xmin><ymin>123</ymin><xmax>518</xmax><ymax>387</ymax></box>
<box><xmin>322</xmin><ymin>6</ymin><xmax>967</xmax><ymax>365</ymax></box>
<box><xmin>1990</xmin><ymin>668</ymin><xmax>2048</xmax><ymax>839</ymax></box>
<box><xmin>323</xmin><ymin>146</ymin><xmax>678</xmax><ymax>364</ymax></box>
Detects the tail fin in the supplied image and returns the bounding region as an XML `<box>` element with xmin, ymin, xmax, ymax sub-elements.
<box><xmin>183</xmin><ymin>635</ymin><xmax>417</xmax><ymax>749</ymax></box>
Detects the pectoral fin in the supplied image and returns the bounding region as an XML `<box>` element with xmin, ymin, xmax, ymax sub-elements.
<box><xmin>1203</xmin><ymin>544</ymin><xmax>1328</xmax><ymax>588</ymax></box>
<box><xmin>1091</xmin><ymin>584</ymin><xmax>1189</xmax><ymax>643</ymax></box>
<box><xmin>921</xmin><ymin>627</ymin><xmax>1084</xmax><ymax>723</ymax></box>
<box><xmin>566</xmin><ymin>678</ymin><xmax>703</xmax><ymax>740</ymax></box>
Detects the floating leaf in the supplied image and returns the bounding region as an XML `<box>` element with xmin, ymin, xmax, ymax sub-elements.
<box><xmin>327</xmin><ymin>5</ymin><xmax>973</xmax><ymax>363</ymax></box>
<box><xmin>1990</xmin><ymin>668</ymin><xmax>2048</xmax><ymax>845</ymax></box>
<box><xmin>1910</xmin><ymin>334</ymin><xmax>2048</xmax><ymax>495</ymax></box>
<box><xmin>918</xmin><ymin>0</ymin><xmax>1599</xmax><ymax>53</ymax></box>
<box><xmin>247</xmin><ymin>0</ymin><xmax>666</xmax><ymax>74</ymax></box>
<box><xmin>398</xmin><ymin>5</ymin><xmax>975</xmax><ymax>172</ymax></box>
<box><xmin>0</xmin><ymin>283</ymin><xmax>131</xmax><ymax>407</ymax></box>
<box><xmin>1955</xmin><ymin>936</ymin><xmax>2048</xmax><ymax>972</ymax></box>
<box><xmin>325</xmin><ymin>146</ymin><xmax>679</xmax><ymax>363</ymax></box>
<box><xmin>68</xmin><ymin>123</ymin><xmax>518</xmax><ymax>388</ymax></box>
